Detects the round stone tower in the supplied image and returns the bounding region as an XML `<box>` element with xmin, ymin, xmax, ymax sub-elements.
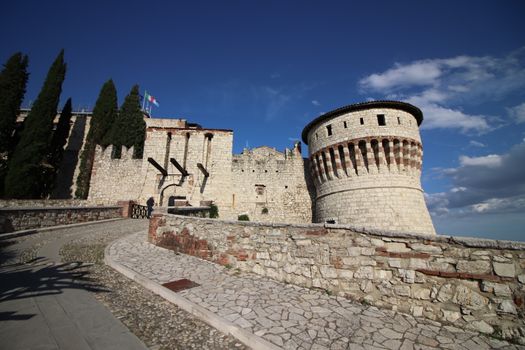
<box><xmin>302</xmin><ymin>101</ymin><xmax>436</xmax><ymax>235</ymax></box>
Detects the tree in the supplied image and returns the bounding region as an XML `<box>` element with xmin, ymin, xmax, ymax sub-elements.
<box><xmin>0</xmin><ymin>52</ymin><xmax>29</xmax><ymax>196</ymax></box>
<box><xmin>75</xmin><ymin>80</ymin><xmax>118</xmax><ymax>199</ymax></box>
<box><xmin>4</xmin><ymin>50</ymin><xmax>66</xmax><ymax>198</ymax></box>
<box><xmin>106</xmin><ymin>84</ymin><xmax>145</xmax><ymax>158</ymax></box>
<box><xmin>42</xmin><ymin>98</ymin><xmax>73</xmax><ymax>197</ymax></box>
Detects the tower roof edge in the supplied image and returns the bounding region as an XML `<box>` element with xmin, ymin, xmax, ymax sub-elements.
<box><xmin>301</xmin><ymin>100</ymin><xmax>423</xmax><ymax>144</ymax></box>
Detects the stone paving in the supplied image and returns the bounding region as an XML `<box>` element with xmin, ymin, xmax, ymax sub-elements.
<box><xmin>109</xmin><ymin>232</ymin><xmax>525</xmax><ymax>350</ymax></box>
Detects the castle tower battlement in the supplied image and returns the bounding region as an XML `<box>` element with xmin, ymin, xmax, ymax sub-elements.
<box><xmin>302</xmin><ymin>101</ymin><xmax>436</xmax><ymax>234</ymax></box>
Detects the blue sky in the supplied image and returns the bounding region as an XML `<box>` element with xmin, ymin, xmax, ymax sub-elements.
<box><xmin>2</xmin><ymin>1</ymin><xmax>524</xmax><ymax>240</ymax></box>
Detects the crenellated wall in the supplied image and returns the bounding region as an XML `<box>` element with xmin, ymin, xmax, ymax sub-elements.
<box><xmin>149</xmin><ymin>214</ymin><xmax>525</xmax><ymax>344</ymax></box>
<box><xmin>230</xmin><ymin>143</ymin><xmax>314</xmax><ymax>223</ymax></box>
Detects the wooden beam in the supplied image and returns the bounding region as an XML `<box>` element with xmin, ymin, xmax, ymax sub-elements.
<box><xmin>197</xmin><ymin>163</ymin><xmax>209</xmax><ymax>177</ymax></box>
<box><xmin>147</xmin><ymin>157</ymin><xmax>168</xmax><ymax>176</ymax></box>
<box><xmin>170</xmin><ymin>157</ymin><xmax>188</xmax><ymax>177</ymax></box>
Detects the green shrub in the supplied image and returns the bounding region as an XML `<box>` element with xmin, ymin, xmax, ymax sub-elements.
<box><xmin>238</xmin><ymin>214</ymin><xmax>250</xmax><ymax>221</ymax></box>
<box><xmin>209</xmin><ymin>204</ymin><xmax>219</xmax><ymax>218</ymax></box>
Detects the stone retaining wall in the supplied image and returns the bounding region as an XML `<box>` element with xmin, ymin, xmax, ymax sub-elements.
<box><xmin>0</xmin><ymin>204</ymin><xmax>123</xmax><ymax>233</ymax></box>
<box><xmin>149</xmin><ymin>214</ymin><xmax>525</xmax><ymax>343</ymax></box>
<box><xmin>0</xmin><ymin>199</ymin><xmax>89</xmax><ymax>208</ymax></box>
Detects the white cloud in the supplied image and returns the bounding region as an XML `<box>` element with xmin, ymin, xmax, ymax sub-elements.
<box><xmin>408</xmin><ymin>97</ymin><xmax>490</xmax><ymax>133</ymax></box>
<box><xmin>360</xmin><ymin>61</ymin><xmax>442</xmax><ymax>91</ymax></box>
<box><xmin>469</xmin><ymin>140</ymin><xmax>486</xmax><ymax>148</ymax></box>
<box><xmin>359</xmin><ymin>47</ymin><xmax>525</xmax><ymax>133</ymax></box>
<box><xmin>426</xmin><ymin>140</ymin><xmax>525</xmax><ymax>218</ymax></box>
<box><xmin>311</xmin><ymin>100</ymin><xmax>320</xmax><ymax>106</ymax></box>
<box><xmin>459</xmin><ymin>154</ymin><xmax>502</xmax><ymax>168</ymax></box>
<box><xmin>507</xmin><ymin>102</ymin><xmax>525</xmax><ymax>124</ymax></box>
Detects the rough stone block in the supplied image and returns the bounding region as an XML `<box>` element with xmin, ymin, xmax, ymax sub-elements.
<box><xmin>452</xmin><ymin>285</ymin><xmax>489</xmax><ymax>310</ymax></box>
<box><xmin>411</xmin><ymin>305</ymin><xmax>423</xmax><ymax>317</ymax></box>
<box><xmin>480</xmin><ymin>281</ymin><xmax>512</xmax><ymax>296</ymax></box>
<box><xmin>394</xmin><ymin>285</ymin><xmax>411</xmax><ymax>297</ymax></box>
<box><xmin>354</xmin><ymin>266</ymin><xmax>374</xmax><ymax>279</ymax></box>
<box><xmin>375</xmin><ymin>270</ymin><xmax>392</xmax><ymax>279</ymax></box>
<box><xmin>398</xmin><ymin>269</ymin><xmax>415</xmax><ymax>284</ymax></box>
<box><xmin>409</xmin><ymin>243</ymin><xmax>442</xmax><ymax>254</ymax></box>
<box><xmin>388</xmin><ymin>259</ymin><xmax>402</xmax><ymax>268</ymax></box>
<box><xmin>412</xmin><ymin>287</ymin><xmax>431</xmax><ymax>300</ymax></box>
<box><xmin>319</xmin><ymin>266</ymin><xmax>338</xmax><ymax>279</ymax></box>
<box><xmin>442</xmin><ymin>310</ymin><xmax>461</xmax><ymax>322</ymax></box>
<box><xmin>409</xmin><ymin>258</ymin><xmax>428</xmax><ymax>269</ymax></box>
<box><xmin>456</xmin><ymin>260</ymin><xmax>491</xmax><ymax>274</ymax></box>
<box><xmin>436</xmin><ymin>284</ymin><xmax>454</xmax><ymax>302</ymax></box>
<box><xmin>493</xmin><ymin>262</ymin><xmax>515</xmax><ymax>277</ymax></box>
<box><xmin>385</xmin><ymin>242</ymin><xmax>411</xmax><ymax>253</ymax></box>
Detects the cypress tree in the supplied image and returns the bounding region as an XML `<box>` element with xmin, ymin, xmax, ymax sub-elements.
<box><xmin>75</xmin><ymin>79</ymin><xmax>118</xmax><ymax>199</ymax></box>
<box><xmin>4</xmin><ymin>50</ymin><xmax>66</xmax><ymax>198</ymax></box>
<box><xmin>107</xmin><ymin>84</ymin><xmax>145</xmax><ymax>158</ymax></box>
<box><xmin>0</xmin><ymin>52</ymin><xmax>29</xmax><ymax>196</ymax></box>
<box><xmin>42</xmin><ymin>98</ymin><xmax>73</xmax><ymax>197</ymax></box>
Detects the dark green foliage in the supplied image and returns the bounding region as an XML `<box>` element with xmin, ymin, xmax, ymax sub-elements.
<box><xmin>106</xmin><ymin>84</ymin><xmax>145</xmax><ymax>158</ymax></box>
<box><xmin>4</xmin><ymin>50</ymin><xmax>66</xmax><ymax>198</ymax></box>
<box><xmin>209</xmin><ymin>204</ymin><xmax>219</xmax><ymax>218</ymax></box>
<box><xmin>42</xmin><ymin>98</ymin><xmax>73</xmax><ymax>196</ymax></box>
<box><xmin>0</xmin><ymin>52</ymin><xmax>29</xmax><ymax>196</ymax></box>
<box><xmin>238</xmin><ymin>214</ymin><xmax>250</xmax><ymax>221</ymax></box>
<box><xmin>75</xmin><ymin>80</ymin><xmax>118</xmax><ymax>199</ymax></box>
<box><xmin>261</xmin><ymin>207</ymin><xmax>268</xmax><ymax>214</ymax></box>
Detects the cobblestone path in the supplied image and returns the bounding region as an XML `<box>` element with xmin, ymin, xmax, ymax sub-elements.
<box><xmin>110</xmin><ymin>231</ymin><xmax>525</xmax><ymax>350</ymax></box>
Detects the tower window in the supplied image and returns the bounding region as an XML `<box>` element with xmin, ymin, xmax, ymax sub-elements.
<box><xmin>343</xmin><ymin>121</ymin><xmax>347</xmax><ymax>128</ymax></box>
<box><xmin>315</xmin><ymin>133</ymin><xmax>319</xmax><ymax>140</ymax></box>
<box><xmin>360</xmin><ymin>118</ymin><xmax>364</xmax><ymax>125</ymax></box>
<box><xmin>377</xmin><ymin>114</ymin><xmax>386</xmax><ymax>126</ymax></box>
<box><xmin>397</xmin><ymin>117</ymin><xmax>401</xmax><ymax>125</ymax></box>
<box><xmin>326</xmin><ymin>124</ymin><xmax>332</xmax><ymax>136</ymax></box>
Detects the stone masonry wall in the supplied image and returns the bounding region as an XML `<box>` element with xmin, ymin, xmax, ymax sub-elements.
<box><xmin>88</xmin><ymin>145</ymin><xmax>143</xmax><ymax>204</ymax></box>
<box><xmin>140</xmin><ymin>120</ymin><xmax>234</xmax><ymax>214</ymax></box>
<box><xmin>231</xmin><ymin>143</ymin><xmax>314</xmax><ymax>223</ymax></box>
<box><xmin>149</xmin><ymin>214</ymin><xmax>525</xmax><ymax>343</ymax></box>
<box><xmin>0</xmin><ymin>205</ymin><xmax>122</xmax><ymax>233</ymax></box>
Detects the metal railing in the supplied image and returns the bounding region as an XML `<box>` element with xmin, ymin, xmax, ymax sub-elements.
<box><xmin>131</xmin><ymin>204</ymin><xmax>149</xmax><ymax>219</ymax></box>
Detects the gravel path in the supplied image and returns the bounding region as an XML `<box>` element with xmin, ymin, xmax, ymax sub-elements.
<box><xmin>60</xmin><ymin>229</ymin><xmax>247</xmax><ymax>350</ymax></box>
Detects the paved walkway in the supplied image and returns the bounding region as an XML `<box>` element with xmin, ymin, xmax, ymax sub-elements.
<box><xmin>109</xmin><ymin>231</ymin><xmax>524</xmax><ymax>350</ymax></box>
<box><xmin>0</xmin><ymin>219</ymin><xmax>149</xmax><ymax>350</ymax></box>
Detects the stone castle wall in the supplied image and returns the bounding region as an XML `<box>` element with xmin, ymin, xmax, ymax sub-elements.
<box><xmin>140</xmin><ymin>119</ymin><xmax>234</xmax><ymax>213</ymax></box>
<box><xmin>304</xmin><ymin>105</ymin><xmax>435</xmax><ymax>234</ymax></box>
<box><xmin>149</xmin><ymin>214</ymin><xmax>525</xmax><ymax>343</ymax></box>
<box><xmin>88</xmin><ymin>145</ymin><xmax>143</xmax><ymax>204</ymax></box>
<box><xmin>230</xmin><ymin>144</ymin><xmax>314</xmax><ymax>223</ymax></box>
<box><xmin>87</xmin><ymin>117</ymin><xmax>314</xmax><ymax>222</ymax></box>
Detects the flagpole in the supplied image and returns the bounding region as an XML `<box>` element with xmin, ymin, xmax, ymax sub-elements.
<box><xmin>142</xmin><ymin>90</ymin><xmax>147</xmax><ymax>111</ymax></box>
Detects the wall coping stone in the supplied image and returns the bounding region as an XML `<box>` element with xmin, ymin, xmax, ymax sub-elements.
<box><xmin>163</xmin><ymin>214</ymin><xmax>525</xmax><ymax>250</ymax></box>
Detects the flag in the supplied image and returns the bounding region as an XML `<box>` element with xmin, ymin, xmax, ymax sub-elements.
<box><xmin>144</xmin><ymin>92</ymin><xmax>159</xmax><ymax>107</ymax></box>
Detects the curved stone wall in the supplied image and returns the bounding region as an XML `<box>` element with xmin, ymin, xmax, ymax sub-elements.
<box><xmin>303</xmin><ymin>102</ymin><xmax>435</xmax><ymax>234</ymax></box>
